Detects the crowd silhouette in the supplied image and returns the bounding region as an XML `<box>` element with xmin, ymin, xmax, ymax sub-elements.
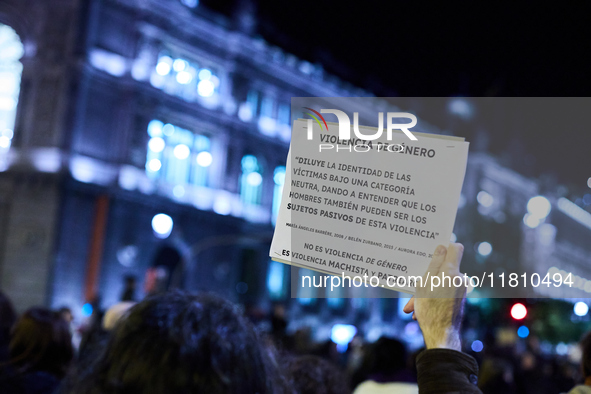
<box><xmin>1</xmin><ymin>244</ymin><xmax>590</xmax><ymax>394</ymax></box>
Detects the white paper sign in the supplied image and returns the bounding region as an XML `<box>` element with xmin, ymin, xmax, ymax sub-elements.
<box><xmin>270</xmin><ymin>119</ymin><xmax>469</xmax><ymax>294</ymax></box>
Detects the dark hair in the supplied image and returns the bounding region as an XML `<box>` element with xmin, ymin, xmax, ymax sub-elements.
<box><xmin>0</xmin><ymin>291</ymin><xmax>17</xmax><ymax>361</ymax></box>
<box><xmin>8</xmin><ymin>307</ymin><xmax>73</xmax><ymax>378</ymax></box>
<box><xmin>582</xmin><ymin>331</ymin><xmax>591</xmax><ymax>378</ymax></box>
<box><xmin>67</xmin><ymin>291</ymin><xmax>289</xmax><ymax>394</ymax></box>
<box><xmin>350</xmin><ymin>337</ymin><xmax>411</xmax><ymax>389</ymax></box>
<box><xmin>285</xmin><ymin>355</ymin><xmax>350</xmax><ymax>394</ymax></box>
<box><xmin>0</xmin><ymin>291</ymin><xmax>16</xmax><ymax>335</ymax></box>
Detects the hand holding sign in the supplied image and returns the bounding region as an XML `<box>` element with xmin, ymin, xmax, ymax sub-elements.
<box><xmin>403</xmin><ymin>243</ymin><xmax>466</xmax><ymax>351</ymax></box>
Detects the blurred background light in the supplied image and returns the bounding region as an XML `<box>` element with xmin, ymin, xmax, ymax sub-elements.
<box><xmin>156</xmin><ymin>56</ymin><xmax>172</xmax><ymax>75</ymax></box>
<box><xmin>477</xmin><ymin>190</ymin><xmax>494</xmax><ymax>207</ymax></box>
<box><xmin>151</xmin><ymin>213</ymin><xmax>173</xmax><ymax>238</ymax></box>
<box><xmin>147</xmin><ymin>158</ymin><xmax>161</xmax><ymax>172</ymax></box>
<box><xmin>1</xmin><ymin>129</ymin><xmax>14</xmax><ymax>139</ymax></box>
<box><xmin>196</xmin><ymin>151</ymin><xmax>213</xmax><ymax>167</ymax></box>
<box><xmin>258</xmin><ymin>116</ymin><xmax>276</xmax><ymax>135</ymax></box>
<box><xmin>173</xmin><ymin>144</ymin><xmax>190</xmax><ymax>160</ymax></box>
<box><xmin>238</xmin><ymin>102</ymin><xmax>253</xmax><ymax>122</ymax></box>
<box><xmin>173</xmin><ymin>185</ymin><xmax>185</xmax><ymax>198</ymax></box>
<box><xmin>574</xmin><ymin>301</ymin><xmax>589</xmax><ymax>317</ymax></box>
<box><xmin>537</xmin><ymin>223</ymin><xmax>557</xmax><ymax>246</ymax></box>
<box><xmin>477</xmin><ymin>241</ymin><xmax>492</xmax><ymax>256</ymax></box>
<box><xmin>198</xmin><ymin>68</ymin><xmax>212</xmax><ymax>80</ymax></box>
<box><xmin>89</xmin><ymin>49</ymin><xmax>126</xmax><ymax>77</ymax></box>
<box><xmin>267</xmin><ymin>260</ymin><xmax>284</xmax><ymax>296</ymax></box>
<box><xmin>523</xmin><ymin>213</ymin><xmax>541</xmax><ymax>228</ymax></box>
<box><xmin>448</xmin><ymin>98</ymin><xmax>473</xmax><ymax>119</ymax></box>
<box><xmin>117</xmin><ymin>245</ymin><xmax>138</xmax><ymax>267</ymax></box>
<box><xmin>331</xmin><ymin>324</ymin><xmax>357</xmax><ymax>353</ymax></box>
<box><xmin>471</xmin><ymin>340</ymin><xmax>484</xmax><ymax>352</ymax></box>
<box><xmin>181</xmin><ymin>0</ymin><xmax>198</xmax><ymax>8</ymax></box>
<box><xmin>527</xmin><ymin>196</ymin><xmax>551</xmax><ymax>219</ymax></box>
<box><xmin>517</xmin><ymin>326</ymin><xmax>530</xmax><ymax>338</ymax></box>
<box><xmin>148</xmin><ymin>137</ymin><xmax>165</xmax><ymax>153</ymax></box>
<box><xmin>556</xmin><ymin>342</ymin><xmax>568</xmax><ymax>356</ymax></box>
<box><xmin>31</xmin><ymin>148</ymin><xmax>61</xmax><ymax>173</ymax></box>
<box><xmin>404</xmin><ymin>321</ymin><xmax>420</xmax><ymax>336</ymax></box>
<box><xmin>176</xmin><ymin>70</ymin><xmax>192</xmax><ymax>84</ymax></box>
<box><xmin>119</xmin><ymin>166</ymin><xmax>141</xmax><ymax>190</ymax></box>
<box><xmin>397</xmin><ymin>296</ymin><xmax>412</xmax><ymax>320</ymax></box>
<box><xmin>147</xmin><ymin>120</ymin><xmax>163</xmax><ymax>137</ymax></box>
<box><xmin>82</xmin><ymin>303</ymin><xmax>93</xmax><ymax>317</ymax></box>
<box><xmin>458</xmin><ymin>193</ymin><xmax>466</xmax><ymax>209</ymax></box>
<box><xmin>0</xmin><ymin>97</ymin><xmax>16</xmax><ymax>111</ymax></box>
<box><xmin>274</xmin><ymin>168</ymin><xmax>286</xmax><ymax>185</ymax></box>
<box><xmin>173</xmin><ymin>58</ymin><xmax>186</xmax><ymax>72</ymax></box>
<box><xmin>246</xmin><ymin>171</ymin><xmax>262</xmax><ymax>186</ymax></box>
<box><xmin>70</xmin><ymin>156</ymin><xmax>98</xmax><ymax>183</ymax></box>
<box><xmin>162</xmin><ymin>123</ymin><xmax>175</xmax><ymax>136</ymax></box>
<box><xmin>511</xmin><ymin>303</ymin><xmax>527</xmax><ymax>320</ymax></box>
<box><xmin>0</xmin><ymin>135</ymin><xmax>10</xmax><ymax>148</ymax></box>
<box><xmin>557</xmin><ymin>197</ymin><xmax>591</xmax><ymax>230</ymax></box>
<box><xmin>213</xmin><ymin>193</ymin><xmax>232</xmax><ymax>215</ymax></box>
<box><xmin>197</xmin><ymin>79</ymin><xmax>215</xmax><ymax>97</ymax></box>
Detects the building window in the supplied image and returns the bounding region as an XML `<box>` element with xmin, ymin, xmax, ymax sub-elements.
<box><xmin>272</xmin><ymin>166</ymin><xmax>285</xmax><ymax>224</ymax></box>
<box><xmin>238</xmin><ymin>89</ymin><xmax>261</xmax><ymax>123</ymax></box>
<box><xmin>247</xmin><ymin>90</ymin><xmax>259</xmax><ymax>117</ymax></box>
<box><xmin>0</xmin><ymin>24</ymin><xmax>24</xmax><ymax>168</ymax></box>
<box><xmin>297</xmin><ymin>268</ymin><xmax>318</xmax><ymax>305</ymax></box>
<box><xmin>267</xmin><ymin>260</ymin><xmax>287</xmax><ymax>299</ymax></box>
<box><xmin>150</xmin><ymin>53</ymin><xmax>220</xmax><ymax>102</ymax></box>
<box><xmin>146</xmin><ymin>120</ymin><xmax>212</xmax><ymax>187</ymax></box>
<box><xmin>277</xmin><ymin>103</ymin><xmax>291</xmax><ymax>142</ymax></box>
<box><xmin>277</xmin><ymin>104</ymin><xmax>290</xmax><ymax>125</ymax></box>
<box><xmin>260</xmin><ymin>96</ymin><xmax>274</xmax><ymax>118</ymax></box>
<box><xmin>240</xmin><ymin>154</ymin><xmax>263</xmax><ymax>205</ymax></box>
<box><xmin>258</xmin><ymin>96</ymin><xmax>276</xmax><ymax>136</ymax></box>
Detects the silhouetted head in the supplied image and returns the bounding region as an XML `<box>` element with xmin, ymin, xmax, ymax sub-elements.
<box><xmin>582</xmin><ymin>331</ymin><xmax>591</xmax><ymax>379</ymax></box>
<box><xmin>368</xmin><ymin>337</ymin><xmax>407</xmax><ymax>376</ymax></box>
<box><xmin>58</xmin><ymin>306</ymin><xmax>73</xmax><ymax>324</ymax></box>
<box><xmin>69</xmin><ymin>291</ymin><xmax>288</xmax><ymax>393</ymax></box>
<box><xmin>285</xmin><ymin>355</ymin><xmax>350</xmax><ymax>394</ymax></box>
<box><xmin>124</xmin><ymin>275</ymin><xmax>136</xmax><ymax>287</ymax></box>
<box><xmin>8</xmin><ymin>307</ymin><xmax>73</xmax><ymax>378</ymax></box>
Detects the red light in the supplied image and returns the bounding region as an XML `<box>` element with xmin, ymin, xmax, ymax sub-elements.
<box><xmin>511</xmin><ymin>303</ymin><xmax>527</xmax><ymax>320</ymax></box>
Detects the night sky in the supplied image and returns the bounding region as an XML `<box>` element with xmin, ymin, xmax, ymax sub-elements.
<box><xmin>201</xmin><ymin>0</ymin><xmax>591</xmax><ymax>196</ymax></box>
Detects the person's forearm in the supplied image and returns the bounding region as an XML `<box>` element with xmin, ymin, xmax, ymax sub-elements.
<box><xmin>416</xmin><ymin>349</ymin><xmax>482</xmax><ymax>394</ymax></box>
<box><xmin>422</xmin><ymin>324</ymin><xmax>462</xmax><ymax>351</ymax></box>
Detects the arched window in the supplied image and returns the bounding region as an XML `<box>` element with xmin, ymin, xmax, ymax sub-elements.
<box><xmin>145</xmin><ymin>120</ymin><xmax>212</xmax><ymax>188</ymax></box>
<box><xmin>0</xmin><ymin>24</ymin><xmax>24</xmax><ymax>169</ymax></box>
<box><xmin>240</xmin><ymin>154</ymin><xmax>262</xmax><ymax>205</ymax></box>
<box><xmin>272</xmin><ymin>166</ymin><xmax>285</xmax><ymax>224</ymax></box>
